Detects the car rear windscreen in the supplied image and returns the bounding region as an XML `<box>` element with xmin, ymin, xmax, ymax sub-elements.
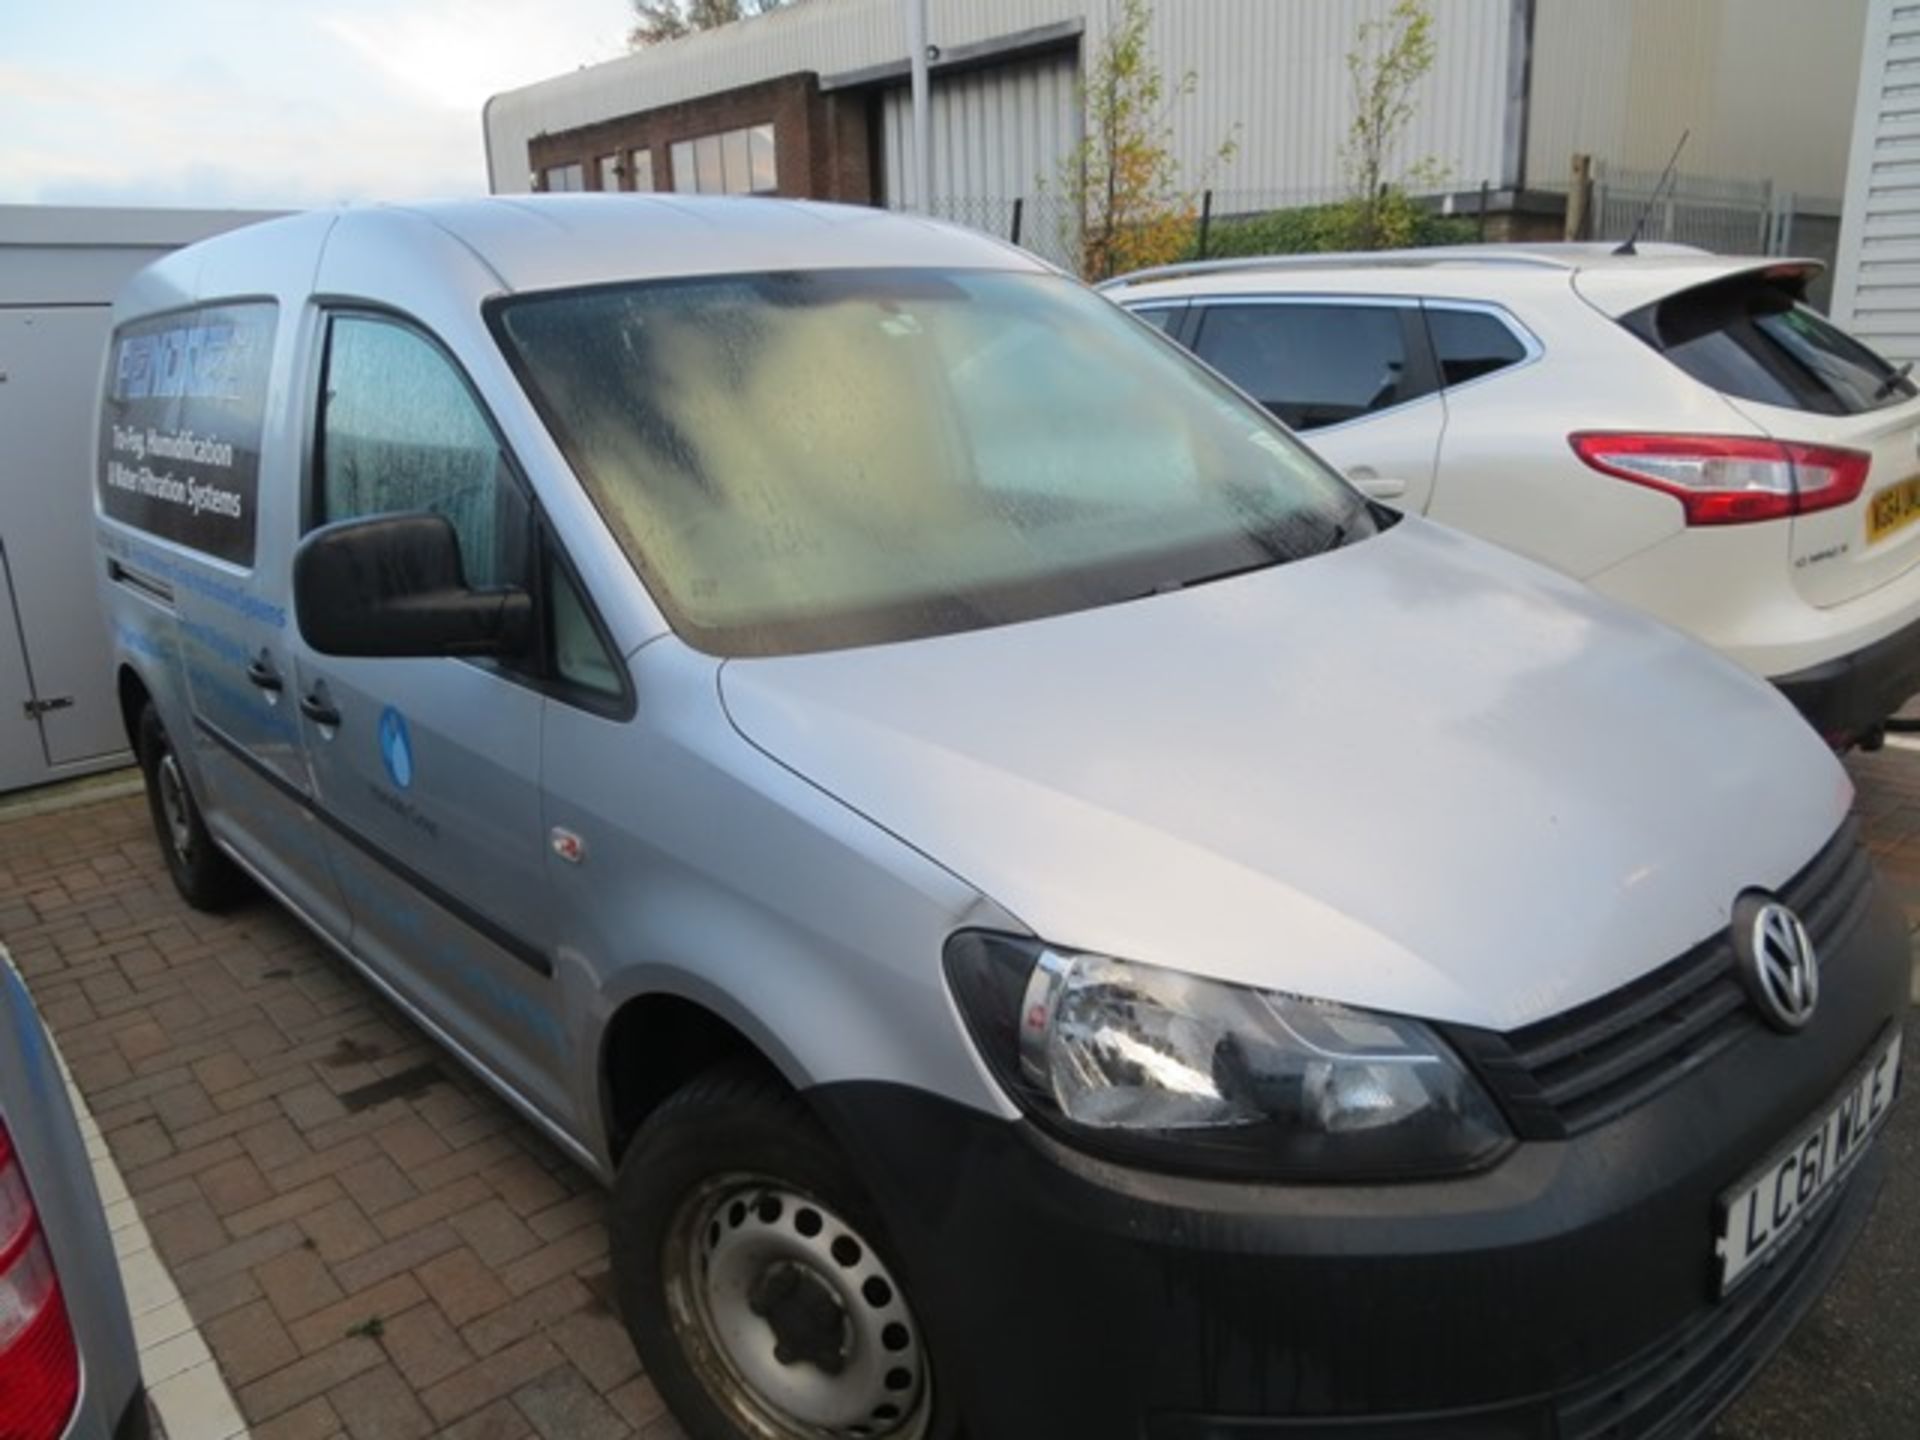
<box><xmin>1624</xmin><ymin>273</ymin><xmax>1916</xmax><ymax>416</ymax></box>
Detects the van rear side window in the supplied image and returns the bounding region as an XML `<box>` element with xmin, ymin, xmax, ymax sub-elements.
<box><xmin>98</xmin><ymin>302</ymin><xmax>276</xmax><ymax>567</ymax></box>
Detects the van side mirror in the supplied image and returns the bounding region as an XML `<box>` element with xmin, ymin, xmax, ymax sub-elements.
<box><xmin>294</xmin><ymin>514</ymin><xmax>533</xmax><ymax>659</ymax></box>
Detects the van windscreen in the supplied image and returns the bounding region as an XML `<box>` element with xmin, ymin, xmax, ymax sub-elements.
<box><xmin>490</xmin><ymin>269</ymin><xmax>1369</xmax><ymax>657</ymax></box>
<box><xmin>1625</xmin><ymin>273</ymin><xmax>1916</xmax><ymax>416</ymax></box>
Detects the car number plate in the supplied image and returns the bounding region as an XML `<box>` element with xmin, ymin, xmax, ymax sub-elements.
<box><xmin>1867</xmin><ymin>475</ymin><xmax>1920</xmax><ymax>542</ymax></box>
<box><xmin>1716</xmin><ymin>1031</ymin><xmax>1902</xmax><ymax>1295</ymax></box>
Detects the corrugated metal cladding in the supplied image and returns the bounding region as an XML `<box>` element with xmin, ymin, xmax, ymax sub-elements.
<box><xmin>878</xmin><ymin>53</ymin><xmax>1080</xmax><ymax>207</ymax></box>
<box><xmin>1834</xmin><ymin>1</ymin><xmax>1920</xmax><ymax>364</ymax></box>
<box><xmin>1139</xmin><ymin>0</ymin><xmax>1510</xmax><ymax>202</ymax></box>
<box><xmin>1525</xmin><ymin>0</ymin><xmax>1868</xmax><ymax>198</ymax></box>
<box><xmin>486</xmin><ymin>0</ymin><xmax>1514</xmax><ymax>199</ymax></box>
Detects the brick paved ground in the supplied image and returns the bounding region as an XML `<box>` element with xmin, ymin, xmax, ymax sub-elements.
<box><xmin>1846</xmin><ymin>746</ymin><xmax>1920</xmax><ymax>928</ymax></box>
<box><xmin>4</xmin><ymin>751</ymin><xmax>1919</xmax><ymax>1440</ymax></box>
<box><xmin>0</xmin><ymin>790</ymin><xmax>687</xmax><ymax>1440</ymax></box>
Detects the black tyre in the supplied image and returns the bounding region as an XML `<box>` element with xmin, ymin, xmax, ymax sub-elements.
<box><xmin>610</xmin><ymin>1065</ymin><xmax>952</xmax><ymax>1440</ymax></box>
<box><xmin>137</xmin><ymin>703</ymin><xmax>250</xmax><ymax>911</ymax></box>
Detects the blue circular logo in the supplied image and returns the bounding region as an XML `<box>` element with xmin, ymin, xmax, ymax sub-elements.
<box><xmin>378</xmin><ymin>706</ymin><xmax>413</xmax><ymax>790</ymax></box>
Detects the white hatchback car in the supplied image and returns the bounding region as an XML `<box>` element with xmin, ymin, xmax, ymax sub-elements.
<box><xmin>1108</xmin><ymin>245</ymin><xmax>1920</xmax><ymax>747</ymax></box>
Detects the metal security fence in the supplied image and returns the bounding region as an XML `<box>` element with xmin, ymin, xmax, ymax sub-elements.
<box><xmin>1584</xmin><ymin>163</ymin><xmax>1844</xmax><ymax>308</ymax></box>
<box><xmin>1591</xmin><ymin>163</ymin><xmax>1779</xmax><ymax>254</ymax></box>
<box><xmin>1586</xmin><ymin>162</ymin><xmax>1843</xmax><ymax>305</ymax></box>
<box><xmin>923</xmin><ymin>195</ymin><xmax>1080</xmax><ymax>270</ymax></box>
<box><xmin>919</xmin><ymin>184</ymin><xmax>1463</xmax><ymax>279</ymax></box>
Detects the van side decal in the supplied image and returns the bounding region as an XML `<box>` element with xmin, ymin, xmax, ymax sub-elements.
<box><xmin>99</xmin><ymin>303</ymin><xmax>276</xmax><ymax>568</ymax></box>
<box><xmin>192</xmin><ymin>718</ymin><xmax>557</xmax><ymax>981</ymax></box>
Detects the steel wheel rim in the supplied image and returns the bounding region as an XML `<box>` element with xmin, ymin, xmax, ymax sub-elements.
<box><xmin>156</xmin><ymin>752</ymin><xmax>193</xmax><ymax>860</ymax></box>
<box><xmin>663</xmin><ymin>1174</ymin><xmax>931</xmax><ymax>1440</ymax></box>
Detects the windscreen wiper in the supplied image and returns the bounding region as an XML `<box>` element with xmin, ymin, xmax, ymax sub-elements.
<box><xmin>1875</xmin><ymin>360</ymin><xmax>1915</xmax><ymax>401</ymax></box>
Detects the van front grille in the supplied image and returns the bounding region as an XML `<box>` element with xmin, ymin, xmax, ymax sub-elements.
<box><xmin>1450</xmin><ymin>822</ymin><xmax>1873</xmax><ymax>1139</ymax></box>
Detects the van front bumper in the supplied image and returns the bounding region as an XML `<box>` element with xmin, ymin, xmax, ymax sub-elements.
<box><xmin>1774</xmin><ymin>607</ymin><xmax>1920</xmax><ymax>745</ymax></box>
<box><xmin>809</xmin><ymin>885</ymin><xmax>1908</xmax><ymax>1440</ymax></box>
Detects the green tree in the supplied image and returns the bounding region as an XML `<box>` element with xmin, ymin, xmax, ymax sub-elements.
<box><xmin>1054</xmin><ymin>0</ymin><xmax>1234</xmax><ymax>281</ymax></box>
<box><xmin>1337</xmin><ymin>0</ymin><xmax>1444</xmax><ymax>249</ymax></box>
<box><xmin>628</xmin><ymin>0</ymin><xmax>794</xmax><ymax>49</ymax></box>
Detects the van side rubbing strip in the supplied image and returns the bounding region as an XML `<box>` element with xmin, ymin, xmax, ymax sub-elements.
<box><xmin>192</xmin><ymin>718</ymin><xmax>556</xmax><ymax>979</ymax></box>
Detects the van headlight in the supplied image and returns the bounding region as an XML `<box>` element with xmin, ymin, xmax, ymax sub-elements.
<box><xmin>945</xmin><ymin>933</ymin><xmax>1510</xmax><ymax>1179</ymax></box>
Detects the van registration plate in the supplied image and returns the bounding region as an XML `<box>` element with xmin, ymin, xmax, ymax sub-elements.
<box><xmin>1867</xmin><ymin>476</ymin><xmax>1920</xmax><ymax>542</ymax></box>
<box><xmin>1716</xmin><ymin>1031</ymin><xmax>1901</xmax><ymax>1295</ymax></box>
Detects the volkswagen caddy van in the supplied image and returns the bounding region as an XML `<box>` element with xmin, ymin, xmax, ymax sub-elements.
<box><xmin>95</xmin><ymin>198</ymin><xmax>1907</xmax><ymax>1440</ymax></box>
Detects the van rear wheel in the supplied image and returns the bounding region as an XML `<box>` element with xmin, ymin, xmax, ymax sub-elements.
<box><xmin>137</xmin><ymin>704</ymin><xmax>250</xmax><ymax>911</ymax></box>
<box><xmin>610</xmin><ymin>1066</ymin><xmax>950</xmax><ymax>1440</ymax></box>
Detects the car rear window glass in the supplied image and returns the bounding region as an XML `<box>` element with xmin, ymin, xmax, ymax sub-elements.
<box><xmin>1426</xmin><ymin>308</ymin><xmax>1528</xmax><ymax>386</ymax></box>
<box><xmin>1192</xmin><ymin>303</ymin><xmax>1429</xmax><ymax>431</ymax></box>
<box><xmin>491</xmin><ymin>269</ymin><xmax>1369</xmax><ymax>658</ymax></box>
<box><xmin>1628</xmin><ymin>274</ymin><xmax>1916</xmax><ymax>415</ymax></box>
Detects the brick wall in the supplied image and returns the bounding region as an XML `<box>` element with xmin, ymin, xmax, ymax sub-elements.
<box><xmin>527</xmin><ymin>72</ymin><xmax>874</xmax><ymax>204</ymax></box>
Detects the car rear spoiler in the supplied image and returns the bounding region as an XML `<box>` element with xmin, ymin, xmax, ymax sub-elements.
<box><xmin>1571</xmin><ymin>257</ymin><xmax>1826</xmax><ymax>319</ymax></box>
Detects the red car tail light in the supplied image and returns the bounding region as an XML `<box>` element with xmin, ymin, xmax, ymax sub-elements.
<box><xmin>1569</xmin><ymin>433</ymin><xmax>1871</xmax><ymax>526</ymax></box>
<box><xmin>0</xmin><ymin>1121</ymin><xmax>80</xmax><ymax>1440</ymax></box>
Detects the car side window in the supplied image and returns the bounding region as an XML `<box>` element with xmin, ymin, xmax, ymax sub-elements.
<box><xmin>317</xmin><ymin>315</ymin><xmax>529</xmax><ymax>589</ymax></box>
<box><xmin>1192</xmin><ymin>303</ymin><xmax>1428</xmax><ymax>431</ymax></box>
<box><xmin>1426</xmin><ymin>308</ymin><xmax>1528</xmax><ymax>387</ymax></box>
<box><xmin>1129</xmin><ymin>305</ymin><xmax>1184</xmax><ymax>335</ymax></box>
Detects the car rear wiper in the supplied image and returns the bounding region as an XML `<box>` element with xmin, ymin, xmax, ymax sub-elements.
<box><xmin>1875</xmin><ymin>360</ymin><xmax>1915</xmax><ymax>400</ymax></box>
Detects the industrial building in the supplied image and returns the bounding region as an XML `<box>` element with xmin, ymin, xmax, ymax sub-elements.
<box><xmin>486</xmin><ymin>0</ymin><xmax>1868</xmax><ymax>263</ymax></box>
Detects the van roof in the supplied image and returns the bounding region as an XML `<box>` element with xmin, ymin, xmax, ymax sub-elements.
<box><xmin>260</xmin><ymin>195</ymin><xmax>1050</xmax><ymax>296</ymax></box>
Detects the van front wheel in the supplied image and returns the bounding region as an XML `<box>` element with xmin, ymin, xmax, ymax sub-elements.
<box><xmin>137</xmin><ymin>704</ymin><xmax>250</xmax><ymax>911</ymax></box>
<box><xmin>610</xmin><ymin>1066</ymin><xmax>950</xmax><ymax>1440</ymax></box>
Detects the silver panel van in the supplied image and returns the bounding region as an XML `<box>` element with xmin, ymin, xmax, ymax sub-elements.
<box><xmin>95</xmin><ymin>197</ymin><xmax>1906</xmax><ymax>1440</ymax></box>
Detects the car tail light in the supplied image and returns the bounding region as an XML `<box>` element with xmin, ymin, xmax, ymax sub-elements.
<box><xmin>1569</xmin><ymin>433</ymin><xmax>1871</xmax><ymax>525</ymax></box>
<box><xmin>0</xmin><ymin>1121</ymin><xmax>80</xmax><ymax>1440</ymax></box>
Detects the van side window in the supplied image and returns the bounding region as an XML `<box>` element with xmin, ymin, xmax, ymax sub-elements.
<box><xmin>98</xmin><ymin>301</ymin><xmax>278</xmax><ymax>567</ymax></box>
<box><xmin>1192</xmin><ymin>303</ymin><xmax>1431</xmax><ymax>431</ymax></box>
<box><xmin>317</xmin><ymin>316</ymin><xmax>529</xmax><ymax>589</ymax></box>
<box><xmin>548</xmin><ymin>560</ymin><xmax>623</xmax><ymax>697</ymax></box>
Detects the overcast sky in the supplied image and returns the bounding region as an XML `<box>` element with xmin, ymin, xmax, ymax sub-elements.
<box><xmin>2</xmin><ymin>1</ymin><xmax>632</xmax><ymax>208</ymax></box>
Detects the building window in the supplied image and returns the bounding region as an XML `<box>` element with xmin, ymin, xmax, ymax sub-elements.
<box><xmin>597</xmin><ymin>154</ymin><xmax>619</xmax><ymax>191</ymax></box>
<box><xmin>630</xmin><ymin>147</ymin><xmax>654</xmax><ymax>192</ymax></box>
<box><xmin>542</xmin><ymin>162</ymin><xmax>585</xmax><ymax>192</ymax></box>
<box><xmin>669</xmin><ymin>124</ymin><xmax>778</xmax><ymax>195</ymax></box>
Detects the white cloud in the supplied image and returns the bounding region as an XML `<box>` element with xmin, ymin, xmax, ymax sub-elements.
<box><xmin>320</xmin><ymin>1</ymin><xmax>628</xmax><ymax>114</ymax></box>
<box><xmin>0</xmin><ymin>1</ymin><xmax>630</xmax><ymax>207</ymax></box>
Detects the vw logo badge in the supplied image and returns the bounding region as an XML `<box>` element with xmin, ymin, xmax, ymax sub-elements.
<box><xmin>1733</xmin><ymin>895</ymin><xmax>1819</xmax><ymax>1032</ymax></box>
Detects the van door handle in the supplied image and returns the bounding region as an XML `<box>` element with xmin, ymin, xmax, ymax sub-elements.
<box><xmin>245</xmin><ymin>655</ymin><xmax>284</xmax><ymax>692</ymax></box>
<box><xmin>298</xmin><ymin>687</ymin><xmax>341</xmax><ymax>728</ymax></box>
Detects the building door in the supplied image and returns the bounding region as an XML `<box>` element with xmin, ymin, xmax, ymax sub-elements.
<box><xmin>0</xmin><ymin>307</ymin><xmax>130</xmax><ymax>790</ymax></box>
